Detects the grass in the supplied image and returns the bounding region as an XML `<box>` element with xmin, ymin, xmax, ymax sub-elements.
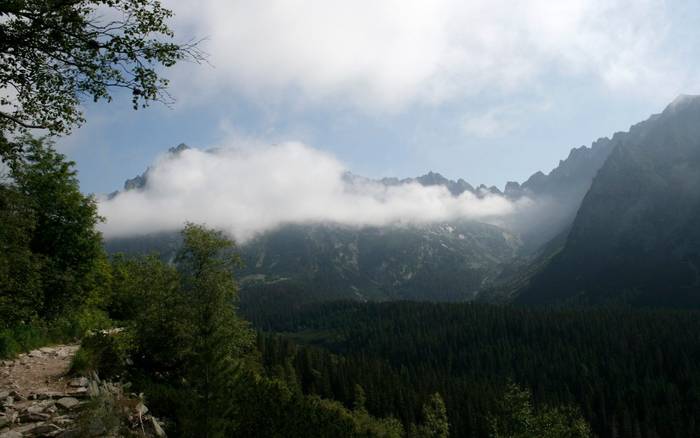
<box><xmin>0</xmin><ymin>307</ymin><xmax>113</xmax><ymax>359</ymax></box>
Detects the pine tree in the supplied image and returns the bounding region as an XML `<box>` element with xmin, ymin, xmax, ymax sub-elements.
<box><xmin>414</xmin><ymin>393</ymin><xmax>449</xmax><ymax>438</ymax></box>
<box><xmin>175</xmin><ymin>223</ymin><xmax>254</xmax><ymax>437</ymax></box>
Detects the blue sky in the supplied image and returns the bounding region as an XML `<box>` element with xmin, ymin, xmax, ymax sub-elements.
<box><xmin>58</xmin><ymin>0</ymin><xmax>700</xmax><ymax>195</ymax></box>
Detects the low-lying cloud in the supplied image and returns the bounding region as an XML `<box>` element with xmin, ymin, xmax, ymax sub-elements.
<box><xmin>99</xmin><ymin>143</ymin><xmax>526</xmax><ymax>242</ymax></box>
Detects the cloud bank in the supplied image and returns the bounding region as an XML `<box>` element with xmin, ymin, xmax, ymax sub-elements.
<box><xmin>99</xmin><ymin>143</ymin><xmax>525</xmax><ymax>241</ymax></box>
<box><xmin>166</xmin><ymin>0</ymin><xmax>684</xmax><ymax>110</ymax></box>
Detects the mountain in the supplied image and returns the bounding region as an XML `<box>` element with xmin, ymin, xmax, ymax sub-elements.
<box><xmin>106</xmin><ymin>220</ymin><xmax>522</xmax><ymax>305</ymax></box>
<box><xmin>514</xmin><ymin>95</ymin><xmax>700</xmax><ymax>307</ymax></box>
<box><xmin>238</xmin><ymin>220</ymin><xmax>520</xmax><ymax>302</ymax></box>
<box><xmin>505</xmin><ymin>137</ymin><xmax>615</xmax><ymax>251</ymax></box>
<box><xmin>107</xmin><ymin>97</ymin><xmax>700</xmax><ymax>307</ymax></box>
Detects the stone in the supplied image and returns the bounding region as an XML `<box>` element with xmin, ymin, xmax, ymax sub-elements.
<box><xmin>19</xmin><ymin>411</ymin><xmax>50</xmax><ymax>422</ymax></box>
<box><xmin>55</xmin><ymin>398</ymin><xmax>80</xmax><ymax>410</ymax></box>
<box><xmin>39</xmin><ymin>347</ymin><xmax>55</xmax><ymax>354</ymax></box>
<box><xmin>0</xmin><ymin>430</ymin><xmax>22</xmax><ymax>438</ymax></box>
<box><xmin>149</xmin><ymin>417</ymin><xmax>166</xmax><ymax>437</ymax></box>
<box><xmin>68</xmin><ymin>377</ymin><xmax>88</xmax><ymax>388</ymax></box>
<box><xmin>11</xmin><ymin>423</ymin><xmax>39</xmax><ymax>433</ymax></box>
<box><xmin>134</xmin><ymin>401</ymin><xmax>148</xmax><ymax>416</ymax></box>
<box><xmin>87</xmin><ymin>381</ymin><xmax>100</xmax><ymax>397</ymax></box>
<box><xmin>66</xmin><ymin>388</ymin><xmax>88</xmax><ymax>398</ymax></box>
<box><xmin>52</xmin><ymin>416</ymin><xmax>74</xmax><ymax>427</ymax></box>
<box><xmin>0</xmin><ymin>417</ymin><xmax>8</xmax><ymax>429</ymax></box>
<box><xmin>35</xmin><ymin>391</ymin><xmax>66</xmax><ymax>400</ymax></box>
<box><xmin>2</xmin><ymin>397</ymin><xmax>13</xmax><ymax>408</ymax></box>
<box><xmin>25</xmin><ymin>423</ymin><xmax>61</xmax><ymax>435</ymax></box>
<box><xmin>4</xmin><ymin>412</ymin><xmax>17</xmax><ymax>423</ymax></box>
<box><xmin>26</xmin><ymin>403</ymin><xmax>46</xmax><ymax>414</ymax></box>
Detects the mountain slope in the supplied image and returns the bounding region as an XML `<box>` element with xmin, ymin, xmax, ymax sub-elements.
<box><xmin>515</xmin><ymin>95</ymin><xmax>700</xmax><ymax>307</ymax></box>
<box><xmin>238</xmin><ymin>221</ymin><xmax>520</xmax><ymax>303</ymax></box>
<box><xmin>107</xmin><ymin>220</ymin><xmax>522</xmax><ymax>304</ymax></box>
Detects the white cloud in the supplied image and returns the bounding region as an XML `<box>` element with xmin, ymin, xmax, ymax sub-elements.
<box><xmin>164</xmin><ymin>0</ymin><xmax>684</xmax><ymax>110</ymax></box>
<box><xmin>98</xmin><ymin>142</ymin><xmax>524</xmax><ymax>241</ymax></box>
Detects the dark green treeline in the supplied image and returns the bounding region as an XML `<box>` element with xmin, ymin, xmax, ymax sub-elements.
<box><xmin>251</xmin><ymin>301</ymin><xmax>700</xmax><ymax>438</ymax></box>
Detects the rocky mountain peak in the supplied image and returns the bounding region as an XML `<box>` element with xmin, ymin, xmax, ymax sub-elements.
<box><xmin>664</xmin><ymin>94</ymin><xmax>700</xmax><ymax>113</ymax></box>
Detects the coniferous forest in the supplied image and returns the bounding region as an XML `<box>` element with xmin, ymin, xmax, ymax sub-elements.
<box><xmin>250</xmin><ymin>301</ymin><xmax>700</xmax><ymax>438</ymax></box>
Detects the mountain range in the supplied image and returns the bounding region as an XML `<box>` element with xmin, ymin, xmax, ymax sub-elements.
<box><xmin>105</xmin><ymin>95</ymin><xmax>700</xmax><ymax>308</ymax></box>
<box><xmin>513</xmin><ymin>95</ymin><xmax>700</xmax><ymax>307</ymax></box>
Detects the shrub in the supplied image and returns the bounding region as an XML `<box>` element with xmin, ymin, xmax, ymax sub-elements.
<box><xmin>71</xmin><ymin>331</ymin><xmax>134</xmax><ymax>379</ymax></box>
<box><xmin>0</xmin><ymin>323</ymin><xmax>50</xmax><ymax>359</ymax></box>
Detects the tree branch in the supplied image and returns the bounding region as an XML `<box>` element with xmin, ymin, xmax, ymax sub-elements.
<box><xmin>0</xmin><ymin>110</ymin><xmax>46</xmax><ymax>129</ymax></box>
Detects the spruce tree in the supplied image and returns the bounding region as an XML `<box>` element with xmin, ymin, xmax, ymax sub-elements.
<box><xmin>175</xmin><ymin>223</ymin><xmax>253</xmax><ymax>437</ymax></box>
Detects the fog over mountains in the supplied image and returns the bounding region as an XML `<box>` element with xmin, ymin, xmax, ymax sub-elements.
<box><xmin>104</xmin><ymin>95</ymin><xmax>700</xmax><ymax>307</ymax></box>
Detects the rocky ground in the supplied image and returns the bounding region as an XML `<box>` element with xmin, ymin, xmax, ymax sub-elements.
<box><xmin>0</xmin><ymin>345</ymin><xmax>165</xmax><ymax>437</ymax></box>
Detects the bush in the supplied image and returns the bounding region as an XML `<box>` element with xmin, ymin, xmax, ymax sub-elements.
<box><xmin>71</xmin><ymin>331</ymin><xmax>134</xmax><ymax>379</ymax></box>
<box><xmin>0</xmin><ymin>323</ymin><xmax>50</xmax><ymax>359</ymax></box>
<box><xmin>50</xmin><ymin>307</ymin><xmax>113</xmax><ymax>341</ymax></box>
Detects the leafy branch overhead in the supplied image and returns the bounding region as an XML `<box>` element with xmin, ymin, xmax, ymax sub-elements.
<box><xmin>0</xmin><ymin>0</ymin><xmax>205</xmax><ymax>135</ymax></box>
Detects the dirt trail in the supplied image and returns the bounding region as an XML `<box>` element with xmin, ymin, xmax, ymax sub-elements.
<box><xmin>0</xmin><ymin>344</ymin><xmax>88</xmax><ymax>437</ymax></box>
<box><xmin>0</xmin><ymin>345</ymin><xmax>80</xmax><ymax>401</ymax></box>
<box><xmin>1</xmin><ymin>344</ymin><xmax>166</xmax><ymax>437</ymax></box>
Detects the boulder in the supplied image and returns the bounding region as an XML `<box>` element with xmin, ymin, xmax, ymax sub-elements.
<box><xmin>55</xmin><ymin>398</ymin><xmax>80</xmax><ymax>410</ymax></box>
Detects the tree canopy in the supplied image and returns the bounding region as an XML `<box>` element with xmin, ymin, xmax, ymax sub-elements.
<box><xmin>0</xmin><ymin>0</ymin><xmax>203</xmax><ymax>141</ymax></box>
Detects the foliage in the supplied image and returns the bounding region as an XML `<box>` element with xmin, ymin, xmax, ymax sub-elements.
<box><xmin>104</xmin><ymin>226</ymin><xmax>409</xmax><ymax>437</ymax></box>
<box><xmin>0</xmin><ymin>323</ymin><xmax>49</xmax><ymax>359</ymax></box>
<box><xmin>4</xmin><ymin>135</ymin><xmax>106</xmax><ymax>319</ymax></box>
<box><xmin>231</xmin><ymin>371</ymin><xmax>404</xmax><ymax>438</ymax></box>
<box><xmin>171</xmin><ymin>223</ymin><xmax>254</xmax><ymax>437</ymax></box>
<box><xmin>411</xmin><ymin>393</ymin><xmax>449</xmax><ymax>438</ymax></box>
<box><xmin>0</xmin><ymin>0</ymin><xmax>204</xmax><ymax>138</ymax></box>
<box><xmin>0</xmin><ymin>135</ymin><xmax>111</xmax><ymax>358</ymax></box>
<box><xmin>254</xmin><ymin>301</ymin><xmax>700</xmax><ymax>438</ymax></box>
<box><xmin>103</xmin><ymin>225</ymin><xmax>254</xmax><ymax>436</ymax></box>
<box><xmin>0</xmin><ymin>308</ymin><xmax>112</xmax><ymax>359</ymax></box>
<box><xmin>0</xmin><ymin>183</ymin><xmax>42</xmax><ymax>328</ymax></box>
<box><xmin>488</xmin><ymin>382</ymin><xmax>592</xmax><ymax>438</ymax></box>
<box><xmin>70</xmin><ymin>330</ymin><xmax>134</xmax><ymax>379</ymax></box>
<box><xmin>75</xmin><ymin>380</ymin><xmax>148</xmax><ymax>437</ymax></box>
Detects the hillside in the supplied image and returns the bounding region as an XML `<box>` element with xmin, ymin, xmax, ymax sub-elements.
<box><xmin>107</xmin><ymin>220</ymin><xmax>522</xmax><ymax>304</ymax></box>
<box><xmin>515</xmin><ymin>95</ymin><xmax>700</xmax><ymax>307</ymax></box>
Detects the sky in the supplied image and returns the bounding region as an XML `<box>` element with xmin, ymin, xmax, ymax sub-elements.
<box><xmin>57</xmin><ymin>0</ymin><xmax>700</xmax><ymax>196</ymax></box>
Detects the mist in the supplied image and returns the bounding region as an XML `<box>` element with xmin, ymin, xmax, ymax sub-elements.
<box><xmin>98</xmin><ymin>142</ymin><xmax>530</xmax><ymax>242</ymax></box>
